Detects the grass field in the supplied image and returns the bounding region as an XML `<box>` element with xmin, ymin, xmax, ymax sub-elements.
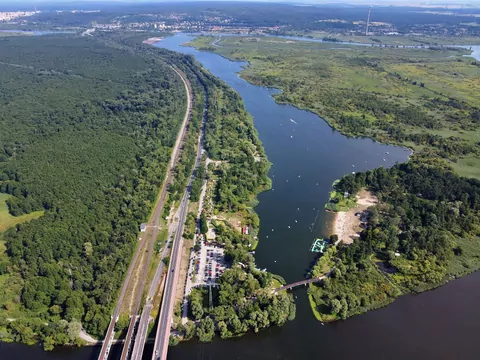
<box><xmin>0</xmin><ymin>194</ymin><xmax>43</xmax><ymax>233</ymax></box>
<box><xmin>188</xmin><ymin>35</ymin><xmax>480</xmax><ymax>178</ymax></box>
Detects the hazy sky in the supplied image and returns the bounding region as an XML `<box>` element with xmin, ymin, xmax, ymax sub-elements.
<box><xmin>1</xmin><ymin>0</ymin><xmax>479</xmax><ymax>6</ymax></box>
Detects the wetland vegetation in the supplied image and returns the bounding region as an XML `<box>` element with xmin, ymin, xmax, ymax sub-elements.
<box><xmin>189</xmin><ymin>35</ymin><xmax>480</xmax><ymax>179</ymax></box>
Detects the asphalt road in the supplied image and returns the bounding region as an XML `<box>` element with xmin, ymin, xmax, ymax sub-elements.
<box><xmin>98</xmin><ymin>65</ymin><xmax>193</xmax><ymax>360</ymax></box>
<box><xmin>151</xmin><ymin>84</ymin><xmax>207</xmax><ymax>360</ymax></box>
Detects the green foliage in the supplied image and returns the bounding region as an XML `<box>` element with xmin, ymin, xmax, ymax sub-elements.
<box><xmin>189</xmin><ymin>35</ymin><xmax>480</xmax><ymax>178</ymax></box>
<box><xmin>168</xmin><ymin>335</ymin><xmax>179</xmax><ymax>346</ymax></box>
<box><xmin>0</xmin><ymin>35</ymin><xmax>187</xmax><ymax>345</ymax></box>
<box><xmin>203</xmin><ymin>81</ymin><xmax>271</xmax><ymax>212</ymax></box>
<box><xmin>162</xmin><ymin>256</ymin><xmax>170</xmax><ymax>267</ymax></box>
<box><xmin>310</xmin><ymin>159</ymin><xmax>480</xmax><ymax>320</ymax></box>
<box><xmin>200</xmin><ymin>212</ymin><xmax>208</xmax><ymax>235</ymax></box>
<box><xmin>325</xmin><ymin>191</ymin><xmax>358</xmax><ymax>212</ymax></box>
<box><xmin>183</xmin><ymin>212</ymin><xmax>197</xmax><ymax>240</ymax></box>
<box><xmin>190</xmin><ymin>162</ymin><xmax>206</xmax><ymax>202</ymax></box>
<box><xmin>196</xmin><ymin>317</ymin><xmax>215</xmax><ymax>342</ymax></box>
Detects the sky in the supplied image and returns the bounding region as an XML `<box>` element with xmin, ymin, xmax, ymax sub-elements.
<box><xmin>1</xmin><ymin>0</ymin><xmax>479</xmax><ymax>7</ymax></box>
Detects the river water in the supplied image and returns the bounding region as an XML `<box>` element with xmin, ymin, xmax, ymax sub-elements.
<box><xmin>1</xmin><ymin>34</ymin><xmax>480</xmax><ymax>359</ymax></box>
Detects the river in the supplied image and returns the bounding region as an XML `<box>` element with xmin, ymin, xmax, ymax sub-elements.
<box><xmin>1</xmin><ymin>34</ymin><xmax>480</xmax><ymax>359</ymax></box>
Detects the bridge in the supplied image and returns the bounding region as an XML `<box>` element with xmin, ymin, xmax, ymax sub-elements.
<box><xmin>273</xmin><ymin>275</ymin><xmax>328</xmax><ymax>293</ymax></box>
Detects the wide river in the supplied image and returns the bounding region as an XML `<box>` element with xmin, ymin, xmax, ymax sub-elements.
<box><xmin>2</xmin><ymin>35</ymin><xmax>480</xmax><ymax>359</ymax></box>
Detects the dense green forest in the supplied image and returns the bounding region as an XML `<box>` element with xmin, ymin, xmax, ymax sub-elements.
<box><xmin>0</xmin><ymin>35</ymin><xmax>187</xmax><ymax>348</ymax></box>
<box><xmin>309</xmin><ymin>159</ymin><xmax>480</xmax><ymax>320</ymax></box>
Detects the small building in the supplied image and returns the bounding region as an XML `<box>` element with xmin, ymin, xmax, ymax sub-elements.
<box><xmin>140</xmin><ymin>223</ymin><xmax>147</xmax><ymax>232</ymax></box>
<box><xmin>242</xmin><ymin>226</ymin><xmax>249</xmax><ymax>235</ymax></box>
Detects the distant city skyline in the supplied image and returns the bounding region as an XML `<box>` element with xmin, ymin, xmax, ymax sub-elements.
<box><xmin>1</xmin><ymin>0</ymin><xmax>480</xmax><ymax>13</ymax></box>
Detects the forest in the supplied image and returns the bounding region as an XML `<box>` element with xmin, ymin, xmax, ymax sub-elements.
<box><xmin>309</xmin><ymin>159</ymin><xmax>480</xmax><ymax>321</ymax></box>
<box><xmin>0</xmin><ymin>35</ymin><xmax>186</xmax><ymax>347</ymax></box>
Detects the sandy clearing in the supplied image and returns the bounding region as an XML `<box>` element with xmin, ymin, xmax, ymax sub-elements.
<box><xmin>333</xmin><ymin>189</ymin><xmax>378</xmax><ymax>244</ymax></box>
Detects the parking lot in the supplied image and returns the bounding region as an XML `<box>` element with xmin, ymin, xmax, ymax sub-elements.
<box><xmin>184</xmin><ymin>235</ymin><xmax>228</xmax><ymax>300</ymax></box>
<box><xmin>195</xmin><ymin>242</ymin><xmax>226</xmax><ymax>284</ymax></box>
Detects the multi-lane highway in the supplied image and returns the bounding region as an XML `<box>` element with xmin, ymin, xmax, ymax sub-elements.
<box><xmin>151</xmin><ymin>84</ymin><xmax>207</xmax><ymax>360</ymax></box>
<box><xmin>127</xmin><ymin>66</ymin><xmax>206</xmax><ymax>360</ymax></box>
<box><xmin>98</xmin><ymin>64</ymin><xmax>193</xmax><ymax>360</ymax></box>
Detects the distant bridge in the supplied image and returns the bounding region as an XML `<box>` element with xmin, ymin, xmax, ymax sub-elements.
<box><xmin>273</xmin><ymin>275</ymin><xmax>328</xmax><ymax>293</ymax></box>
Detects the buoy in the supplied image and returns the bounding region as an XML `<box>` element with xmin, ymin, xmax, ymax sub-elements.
<box><xmin>295</xmin><ymin>220</ymin><xmax>298</xmax><ymax>223</ymax></box>
<box><xmin>352</xmin><ymin>164</ymin><xmax>355</xmax><ymax>167</ymax></box>
<box><xmin>288</xmin><ymin>226</ymin><xmax>291</xmax><ymax>229</ymax></box>
<box><xmin>290</xmin><ymin>136</ymin><xmax>293</xmax><ymax>138</ymax></box>
<box><xmin>272</xmin><ymin>229</ymin><xmax>274</xmax><ymax>232</ymax></box>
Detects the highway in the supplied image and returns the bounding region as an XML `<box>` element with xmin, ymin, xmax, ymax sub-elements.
<box><xmin>151</xmin><ymin>83</ymin><xmax>207</xmax><ymax>360</ymax></box>
<box><xmin>128</xmin><ymin>67</ymin><xmax>206</xmax><ymax>360</ymax></box>
<box><xmin>98</xmin><ymin>65</ymin><xmax>193</xmax><ymax>360</ymax></box>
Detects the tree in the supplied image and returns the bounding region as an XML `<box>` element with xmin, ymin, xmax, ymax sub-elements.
<box><xmin>196</xmin><ymin>317</ymin><xmax>215</xmax><ymax>342</ymax></box>
<box><xmin>200</xmin><ymin>212</ymin><xmax>208</xmax><ymax>235</ymax></box>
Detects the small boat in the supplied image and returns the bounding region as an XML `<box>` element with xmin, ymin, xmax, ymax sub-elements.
<box><xmin>290</xmin><ymin>118</ymin><xmax>298</xmax><ymax>124</ymax></box>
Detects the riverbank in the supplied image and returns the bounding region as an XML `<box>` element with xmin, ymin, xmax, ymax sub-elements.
<box><xmin>186</xmin><ymin>35</ymin><xmax>480</xmax><ymax>180</ymax></box>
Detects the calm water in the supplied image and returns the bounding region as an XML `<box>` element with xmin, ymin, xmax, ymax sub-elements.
<box><xmin>2</xmin><ymin>34</ymin><xmax>479</xmax><ymax>359</ymax></box>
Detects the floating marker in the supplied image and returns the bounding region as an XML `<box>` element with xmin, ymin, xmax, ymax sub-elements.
<box><xmin>288</xmin><ymin>226</ymin><xmax>291</xmax><ymax>229</ymax></box>
<box><xmin>352</xmin><ymin>164</ymin><xmax>355</xmax><ymax>167</ymax></box>
<box><xmin>295</xmin><ymin>220</ymin><xmax>298</xmax><ymax>223</ymax></box>
<box><xmin>272</xmin><ymin>229</ymin><xmax>274</xmax><ymax>232</ymax></box>
<box><xmin>290</xmin><ymin>135</ymin><xmax>293</xmax><ymax>138</ymax></box>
